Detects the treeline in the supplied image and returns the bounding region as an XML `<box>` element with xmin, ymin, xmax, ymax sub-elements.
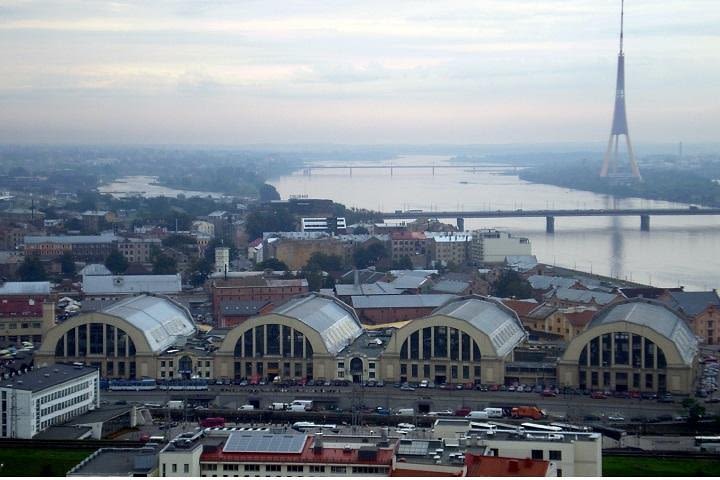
<box><xmin>519</xmin><ymin>162</ymin><xmax>720</xmax><ymax>207</ymax></box>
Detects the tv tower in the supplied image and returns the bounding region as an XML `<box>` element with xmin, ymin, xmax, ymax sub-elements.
<box><xmin>599</xmin><ymin>0</ymin><xmax>642</xmax><ymax>181</ymax></box>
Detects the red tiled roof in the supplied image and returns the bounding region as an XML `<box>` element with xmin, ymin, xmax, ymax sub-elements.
<box><xmin>465</xmin><ymin>454</ymin><xmax>549</xmax><ymax>477</ymax></box>
<box><xmin>501</xmin><ymin>299</ymin><xmax>539</xmax><ymax>317</ymax></box>
<box><xmin>391</xmin><ymin>231</ymin><xmax>426</xmax><ymax>241</ymax></box>
<box><xmin>201</xmin><ymin>438</ymin><xmax>396</xmax><ymax>466</ymax></box>
<box><xmin>565</xmin><ymin>310</ymin><xmax>596</xmax><ymax>328</ymax></box>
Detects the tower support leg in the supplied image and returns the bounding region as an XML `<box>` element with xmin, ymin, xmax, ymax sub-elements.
<box><xmin>456</xmin><ymin>217</ymin><xmax>465</xmax><ymax>231</ymax></box>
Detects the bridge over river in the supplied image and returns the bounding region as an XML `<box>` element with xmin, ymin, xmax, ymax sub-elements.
<box><xmin>379</xmin><ymin>207</ymin><xmax>720</xmax><ymax>232</ymax></box>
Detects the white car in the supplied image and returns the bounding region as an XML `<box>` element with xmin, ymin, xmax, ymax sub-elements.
<box><xmin>397</xmin><ymin>422</ymin><xmax>416</xmax><ymax>430</ymax></box>
<box><xmin>608</xmin><ymin>416</ymin><xmax>625</xmax><ymax>422</ymax></box>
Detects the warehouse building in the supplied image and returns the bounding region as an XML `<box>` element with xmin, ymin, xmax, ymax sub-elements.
<box><xmin>0</xmin><ymin>364</ymin><xmax>99</xmax><ymax>439</ymax></box>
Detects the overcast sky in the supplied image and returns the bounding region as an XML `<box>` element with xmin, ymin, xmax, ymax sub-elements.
<box><xmin>1</xmin><ymin>0</ymin><xmax>718</xmax><ymax>145</ymax></box>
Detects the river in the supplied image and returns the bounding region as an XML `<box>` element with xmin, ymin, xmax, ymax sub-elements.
<box><xmin>269</xmin><ymin>155</ymin><xmax>720</xmax><ymax>291</ymax></box>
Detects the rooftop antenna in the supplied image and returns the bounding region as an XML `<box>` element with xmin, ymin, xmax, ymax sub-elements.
<box><xmin>619</xmin><ymin>0</ymin><xmax>624</xmax><ymax>55</ymax></box>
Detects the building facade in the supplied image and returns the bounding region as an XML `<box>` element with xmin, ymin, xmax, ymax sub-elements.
<box><xmin>0</xmin><ymin>364</ymin><xmax>99</xmax><ymax>439</ymax></box>
<box><xmin>0</xmin><ymin>281</ymin><xmax>54</xmax><ymax>345</ymax></box>
<box><xmin>471</xmin><ymin>230</ymin><xmax>531</xmax><ymax>264</ymax></box>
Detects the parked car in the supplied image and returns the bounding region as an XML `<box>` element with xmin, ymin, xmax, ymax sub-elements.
<box><xmin>591</xmin><ymin>391</ymin><xmax>607</xmax><ymax>399</ymax></box>
<box><xmin>541</xmin><ymin>389</ymin><xmax>557</xmax><ymax>397</ymax></box>
<box><xmin>658</xmin><ymin>393</ymin><xmax>674</xmax><ymax>403</ymax></box>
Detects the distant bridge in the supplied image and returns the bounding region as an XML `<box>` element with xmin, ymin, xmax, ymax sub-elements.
<box><xmin>379</xmin><ymin>207</ymin><xmax>720</xmax><ymax>232</ymax></box>
<box><xmin>301</xmin><ymin>164</ymin><xmax>508</xmax><ymax>176</ymax></box>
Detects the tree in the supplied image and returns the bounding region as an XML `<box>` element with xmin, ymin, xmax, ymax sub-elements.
<box><xmin>189</xmin><ymin>257</ymin><xmax>214</xmax><ymax>287</ymax></box>
<box><xmin>682</xmin><ymin>398</ymin><xmax>706</xmax><ymax>426</ymax></box>
<box><xmin>494</xmin><ymin>269</ymin><xmax>533</xmax><ymax>299</ymax></box>
<box><xmin>306</xmin><ymin>252</ymin><xmax>344</xmax><ymax>272</ymax></box>
<box><xmin>255</xmin><ymin>258</ymin><xmax>289</xmax><ymax>271</ymax></box>
<box><xmin>17</xmin><ymin>256</ymin><xmax>46</xmax><ymax>281</ymax></box>
<box><xmin>104</xmin><ymin>249</ymin><xmax>129</xmax><ymax>274</ymax></box>
<box><xmin>392</xmin><ymin>255</ymin><xmax>414</xmax><ymax>271</ymax></box>
<box><xmin>152</xmin><ymin>253</ymin><xmax>177</xmax><ymax>274</ymax></box>
<box><xmin>353</xmin><ymin>226</ymin><xmax>369</xmax><ymax>235</ymax></box>
<box><xmin>245</xmin><ymin>206</ymin><xmax>296</xmax><ymax>239</ymax></box>
<box><xmin>59</xmin><ymin>252</ymin><xmax>76</xmax><ymax>277</ymax></box>
<box><xmin>353</xmin><ymin>243</ymin><xmax>388</xmax><ymax>269</ymax></box>
<box><xmin>259</xmin><ymin>183</ymin><xmax>281</xmax><ymax>201</ymax></box>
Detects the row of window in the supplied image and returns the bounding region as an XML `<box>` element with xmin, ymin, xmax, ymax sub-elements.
<box><xmin>233</xmin><ymin>325</ymin><xmax>313</xmax><ymax>359</ymax></box>
<box><xmin>0</xmin><ymin>322</ymin><xmax>42</xmax><ymax>329</ymax></box>
<box><xmin>39</xmin><ymin>380</ymin><xmax>91</xmax><ymax>404</ymax></box>
<box><xmin>55</xmin><ymin>323</ymin><xmax>136</xmax><ymax>358</ymax></box>
<box><xmin>200</xmin><ymin>464</ymin><xmax>368</xmax><ymax>474</ymax></box>
<box><xmin>579</xmin><ymin>333</ymin><xmax>667</xmax><ymax>369</ymax></box>
<box><xmin>41</xmin><ymin>392</ymin><xmax>90</xmax><ymax>417</ymax></box>
<box><xmin>401</xmin><ymin>363</ymin><xmax>481</xmax><ymax>379</ymax></box>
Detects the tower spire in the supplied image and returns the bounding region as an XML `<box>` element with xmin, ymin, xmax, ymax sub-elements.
<box><xmin>619</xmin><ymin>0</ymin><xmax>624</xmax><ymax>54</ymax></box>
<box><xmin>599</xmin><ymin>0</ymin><xmax>641</xmax><ymax>181</ymax></box>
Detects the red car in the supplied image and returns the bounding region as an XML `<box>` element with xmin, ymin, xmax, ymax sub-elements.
<box><xmin>591</xmin><ymin>391</ymin><xmax>607</xmax><ymax>399</ymax></box>
<box><xmin>541</xmin><ymin>389</ymin><xmax>557</xmax><ymax>397</ymax></box>
<box><xmin>489</xmin><ymin>384</ymin><xmax>499</xmax><ymax>391</ymax></box>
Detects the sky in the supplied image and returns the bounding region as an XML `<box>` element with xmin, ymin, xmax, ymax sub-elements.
<box><xmin>0</xmin><ymin>0</ymin><xmax>718</xmax><ymax>146</ymax></box>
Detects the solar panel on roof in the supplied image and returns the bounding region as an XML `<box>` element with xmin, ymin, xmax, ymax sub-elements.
<box><xmin>397</xmin><ymin>440</ymin><xmax>430</xmax><ymax>456</ymax></box>
<box><xmin>223</xmin><ymin>432</ymin><xmax>307</xmax><ymax>453</ymax></box>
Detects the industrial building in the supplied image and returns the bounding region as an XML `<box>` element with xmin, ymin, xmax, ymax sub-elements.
<box><xmin>0</xmin><ymin>364</ymin><xmax>99</xmax><ymax>439</ymax></box>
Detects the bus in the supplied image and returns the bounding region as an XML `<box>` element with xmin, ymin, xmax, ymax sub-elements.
<box><xmin>520</xmin><ymin>422</ymin><xmax>563</xmax><ymax>432</ymax></box>
<box><xmin>292</xmin><ymin>422</ymin><xmax>337</xmax><ymax>432</ymax></box>
<box><xmin>108</xmin><ymin>378</ymin><xmax>157</xmax><ymax>391</ymax></box>
<box><xmin>694</xmin><ymin>436</ymin><xmax>720</xmax><ymax>453</ymax></box>
<box><xmin>200</xmin><ymin>417</ymin><xmax>226</xmax><ymax>428</ymax></box>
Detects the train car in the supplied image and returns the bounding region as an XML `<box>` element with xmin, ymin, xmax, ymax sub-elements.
<box><xmin>108</xmin><ymin>378</ymin><xmax>157</xmax><ymax>391</ymax></box>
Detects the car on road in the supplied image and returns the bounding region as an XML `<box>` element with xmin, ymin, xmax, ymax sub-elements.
<box><xmin>428</xmin><ymin>409</ymin><xmax>453</xmax><ymax>416</ymax></box>
<box><xmin>641</xmin><ymin>392</ymin><xmax>657</xmax><ymax>400</ymax></box>
<box><xmin>541</xmin><ymin>389</ymin><xmax>557</xmax><ymax>397</ymax></box>
<box><xmin>590</xmin><ymin>391</ymin><xmax>607</xmax><ymax>399</ymax></box>
<box><xmin>608</xmin><ymin>415</ymin><xmax>625</xmax><ymax>422</ymax></box>
<box><xmin>400</xmin><ymin>384</ymin><xmax>416</xmax><ymax>391</ymax></box>
<box><xmin>658</xmin><ymin>393</ymin><xmax>674</xmax><ymax>403</ymax></box>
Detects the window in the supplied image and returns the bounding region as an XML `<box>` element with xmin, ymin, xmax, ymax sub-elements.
<box><xmin>531</xmin><ymin>450</ymin><xmax>543</xmax><ymax>460</ymax></box>
<box><xmin>265</xmin><ymin>465</ymin><xmax>281</xmax><ymax>472</ymax></box>
<box><xmin>286</xmin><ymin>465</ymin><xmax>303</xmax><ymax>473</ymax></box>
<box><xmin>330</xmin><ymin>466</ymin><xmax>347</xmax><ymax>474</ymax></box>
<box><xmin>184</xmin><ymin>464</ymin><xmax>190</xmax><ymax>473</ymax></box>
<box><xmin>172</xmin><ymin>464</ymin><xmax>177</xmax><ymax>473</ymax></box>
<box><xmin>549</xmin><ymin>450</ymin><xmax>562</xmax><ymax>460</ymax></box>
<box><xmin>244</xmin><ymin>465</ymin><xmax>260</xmax><ymax>472</ymax></box>
<box><xmin>490</xmin><ymin>448</ymin><xmax>499</xmax><ymax>456</ymax></box>
<box><xmin>411</xmin><ymin>364</ymin><xmax>418</xmax><ymax>377</ymax></box>
<box><xmin>309</xmin><ymin>466</ymin><xmax>325</xmax><ymax>473</ymax></box>
<box><xmin>557</xmin><ymin>469</ymin><xmax>563</xmax><ymax>477</ymax></box>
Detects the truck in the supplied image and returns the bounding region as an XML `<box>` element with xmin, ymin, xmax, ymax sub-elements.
<box><xmin>483</xmin><ymin>407</ymin><xmax>504</xmax><ymax>418</ymax></box>
<box><xmin>396</xmin><ymin>408</ymin><xmax>414</xmax><ymax>416</ymax></box>
<box><xmin>466</xmin><ymin>411</ymin><xmax>490</xmax><ymax>420</ymax></box>
<box><xmin>511</xmin><ymin>406</ymin><xmax>546</xmax><ymax>420</ymax></box>
<box><xmin>290</xmin><ymin>400</ymin><xmax>313</xmax><ymax>411</ymax></box>
<box><xmin>166</xmin><ymin>400</ymin><xmax>184</xmax><ymax>410</ymax></box>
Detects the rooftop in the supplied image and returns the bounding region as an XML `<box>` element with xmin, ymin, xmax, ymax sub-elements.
<box><xmin>67</xmin><ymin>447</ymin><xmax>158</xmax><ymax>476</ymax></box>
<box><xmin>431</xmin><ymin>280</ymin><xmax>470</xmax><ymax>295</ymax></box>
<box><xmin>527</xmin><ymin>275</ymin><xmax>579</xmax><ymax>291</ymax></box>
<box><xmin>220</xmin><ymin>300</ymin><xmax>273</xmax><ymax>316</ymax></box>
<box><xmin>548</xmin><ymin>287</ymin><xmax>619</xmax><ymax>305</ymax></box>
<box><xmin>351</xmin><ymin>294</ymin><xmax>457</xmax><ymax>309</ymax></box>
<box><xmin>0</xmin><ymin>281</ymin><xmax>51</xmax><ymax>296</ymax></box>
<box><xmin>0</xmin><ymin>364</ymin><xmax>97</xmax><ymax>393</ymax></box>
<box><xmin>666</xmin><ymin>290</ymin><xmax>720</xmax><ymax>316</ymax></box>
<box><xmin>391</xmin><ymin>231</ymin><xmax>426</xmax><ymax>241</ymax></box>
<box><xmin>99</xmin><ymin>294</ymin><xmax>196</xmax><ymax>353</ymax></box>
<box><xmin>431</xmin><ymin>296</ymin><xmax>527</xmax><ymax>358</ymax></box>
<box><xmin>83</xmin><ymin>274</ymin><xmax>182</xmax><ymax>295</ymax></box>
<box><xmin>79</xmin><ymin>263</ymin><xmax>112</xmax><ymax>276</ymax></box>
<box><xmin>271</xmin><ymin>293</ymin><xmax>364</xmax><ymax>355</ymax></box>
<box><xmin>335</xmin><ymin>282</ymin><xmax>403</xmax><ymax>297</ymax></box>
<box><xmin>500</xmin><ymin>299</ymin><xmax>540</xmax><ymax>318</ymax></box>
<box><xmin>24</xmin><ymin>234</ymin><xmax>118</xmax><ymax>244</ymax></box>
<box><xmin>589</xmin><ymin>298</ymin><xmax>698</xmax><ymax>365</ymax></box>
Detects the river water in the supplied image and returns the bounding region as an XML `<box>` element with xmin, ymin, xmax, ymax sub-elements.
<box><xmin>269</xmin><ymin>155</ymin><xmax>720</xmax><ymax>291</ymax></box>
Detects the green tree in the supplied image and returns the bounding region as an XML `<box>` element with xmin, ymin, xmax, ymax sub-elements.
<box><xmin>104</xmin><ymin>249</ymin><xmax>129</xmax><ymax>274</ymax></box>
<box><xmin>255</xmin><ymin>258</ymin><xmax>289</xmax><ymax>271</ymax></box>
<box><xmin>17</xmin><ymin>256</ymin><xmax>47</xmax><ymax>281</ymax></box>
<box><xmin>188</xmin><ymin>257</ymin><xmax>214</xmax><ymax>287</ymax></box>
<box><xmin>494</xmin><ymin>269</ymin><xmax>533</xmax><ymax>299</ymax></box>
<box><xmin>682</xmin><ymin>398</ymin><xmax>706</xmax><ymax>426</ymax></box>
<box><xmin>392</xmin><ymin>255</ymin><xmax>414</xmax><ymax>270</ymax></box>
<box><xmin>353</xmin><ymin>226</ymin><xmax>369</xmax><ymax>235</ymax></box>
<box><xmin>59</xmin><ymin>252</ymin><xmax>76</xmax><ymax>277</ymax></box>
<box><xmin>353</xmin><ymin>243</ymin><xmax>388</xmax><ymax>269</ymax></box>
<box><xmin>306</xmin><ymin>252</ymin><xmax>344</xmax><ymax>272</ymax></box>
<box><xmin>259</xmin><ymin>183</ymin><xmax>281</xmax><ymax>201</ymax></box>
<box><xmin>152</xmin><ymin>253</ymin><xmax>177</xmax><ymax>274</ymax></box>
<box><xmin>245</xmin><ymin>206</ymin><xmax>296</xmax><ymax>239</ymax></box>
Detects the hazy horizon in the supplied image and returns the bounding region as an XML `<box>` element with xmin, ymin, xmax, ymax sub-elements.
<box><xmin>1</xmin><ymin>0</ymin><xmax>718</xmax><ymax>145</ymax></box>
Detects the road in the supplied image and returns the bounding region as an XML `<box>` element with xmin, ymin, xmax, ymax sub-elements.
<box><xmin>101</xmin><ymin>385</ymin><xmax>715</xmax><ymax>422</ymax></box>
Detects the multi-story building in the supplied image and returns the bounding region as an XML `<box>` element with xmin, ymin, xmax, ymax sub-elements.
<box><xmin>470</xmin><ymin>230</ymin><xmax>531</xmax><ymax>264</ymax></box>
<box><xmin>662</xmin><ymin>290</ymin><xmax>720</xmax><ymax>345</ymax></box>
<box><xmin>214</xmin><ymin>247</ymin><xmax>230</xmax><ymax>274</ymax></box>
<box><xmin>300</xmin><ymin>217</ymin><xmax>347</xmax><ymax>233</ymax></box>
<box><xmin>266</xmin><ymin>236</ymin><xmax>346</xmax><ymax>270</ymax></box>
<box><xmin>0</xmin><ymin>364</ymin><xmax>99</xmax><ymax>439</ymax></box>
<box><xmin>428</xmin><ymin>232</ymin><xmax>472</xmax><ymax>267</ymax></box>
<box><xmin>0</xmin><ymin>281</ymin><xmax>54</xmax><ymax>345</ymax></box>
<box><xmin>23</xmin><ymin>234</ymin><xmax>119</xmax><ymax>261</ymax></box>
<box><xmin>210</xmin><ymin>274</ymin><xmax>309</xmax><ymax>321</ymax></box>
<box><xmin>117</xmin><ymin>237</ymin><xmax>161</xmax><ymax>264</ymax></box>
<box><xmin>81</xmin><ymin>211</ymin><xmax>115</xmax><ymax>233</ymax></box>
<box><xmin>191</xmin><ymin>220</ymin><xmax>215</xmax><ymax>238</ymax></box>
<box><xmin>390</xmin><ymin>231</ymin><xmax>427</xmax><ymax>268</ymax></box>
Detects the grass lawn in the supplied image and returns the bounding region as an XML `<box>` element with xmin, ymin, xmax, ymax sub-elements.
<box><xmin>604</xmin><ymin>456</ymin><xmax>720</xmax><ymax>477</ymax></box>
<box><xmin>0</xmin><ymin>448</ymin><xmax>95</xmax><ymax>477</ymax></box>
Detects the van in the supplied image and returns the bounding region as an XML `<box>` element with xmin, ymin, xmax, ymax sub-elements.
<box><xmin>396</xmin><ymin>408</ymin><xmax>414</xmax><ymax>416</ymax></box>
<box><xmin>483</xmin><ymin>408</ymin><xmax>504</xmax><ymax>418</ymax></box>
<box><xmin>466</xmin><ymin>411</ymin><xmax>490</xmax><ymax>419</ymax></box>
<box><xmin>239</xmin><ymin>404</ymin><xmax>255</xmax><ymax>410</ymax></box>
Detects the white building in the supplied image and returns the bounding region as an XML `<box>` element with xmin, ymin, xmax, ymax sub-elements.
<box><xmin>0</xmin><ymin>364</ymin><xmax>99</xmax><ymax>439</ymax></box>
<box><xmin>301</xmin><ymin>217</ymin><xmax>347</xmax><ymax>233</ymax></box>
<box><xmin>82</xmin><ymin>274</ymin><xmax>182</xmax><ymax>301</ymax></box>
<box><xmin>191</xmin><ymin>220</ymin><xmax>215</xmax><ymax>238</ymax></box>
<box><xmin>471</xmin><ymin>229</ymin><xmax>531</xmax><ymax>264</ymax></box>
<box><xmin>215</xmin><ymin>247</ymin><xmax>230</xmax><ymax>274</ymax></box>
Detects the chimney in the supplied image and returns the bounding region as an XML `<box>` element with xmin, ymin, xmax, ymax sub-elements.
<box><xmin>509</xmin><ymin>460</ymin><xmax>520</xmax><ymax>473</ymax></box>
<box><xmin>314</xmin><ymin>433</ymin><xmax>323</xmax><ymax>453</ymax></box>
<box><xmin>354</xmin><ymin>269</ymin><xmax>360</xmax><ymax>287</ymax></box>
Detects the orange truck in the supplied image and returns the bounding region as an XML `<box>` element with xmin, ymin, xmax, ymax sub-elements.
<box><xmin>511</xmin><ymin>406</ymin><xmax>546</xmax><ymax>420</ymax></box>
